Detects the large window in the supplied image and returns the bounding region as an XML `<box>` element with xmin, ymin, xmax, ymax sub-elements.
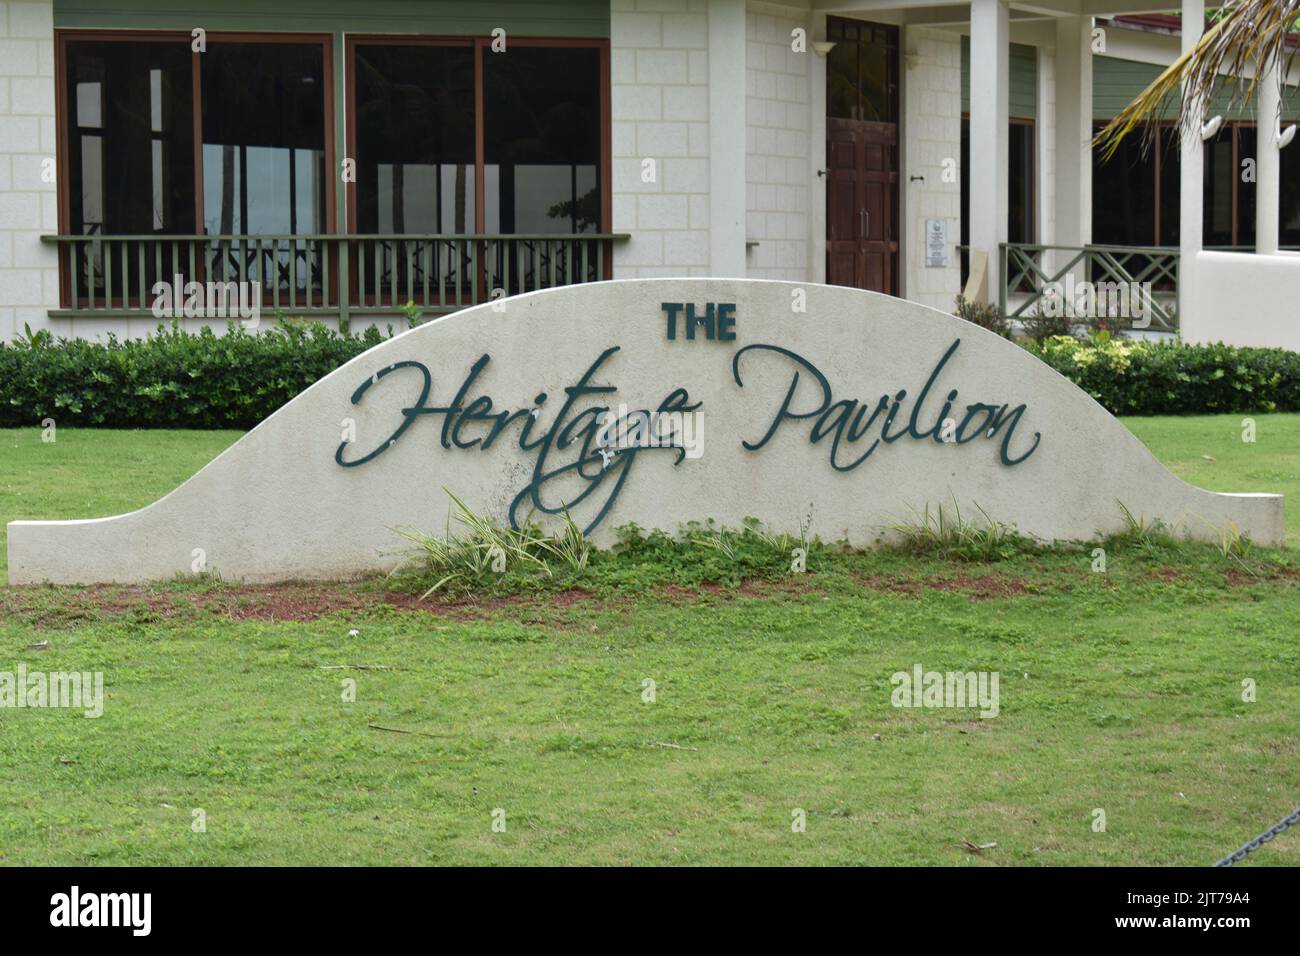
<box><xmin>64</xmin><ymin>38</ymin><xmax>196</xmax><ymax>236</ymax></box>
<box><xmin>349</xmin><ymin>39</ymin><xmax>605</xmax><ymax>237</ymax></box>
<box><xmin>201</xmin><ymin>42</ymin><xmax>328</xmax><ymax>236</ymax></box>
<box><xmin>483</xmin><ymin>46</ymin><xmax>601</xmax><ymax>233</ymax></box>
<box><xmin>60</xmin><ymin>33</ymin><xmax>331</xmax><ymax>239</ymax></box>
<box><xmin>1092</xmin><ymin>121</ymin><xmax>1300</xmax><ymax>248</ymax></box>
<box><xmin>353</xmin><ymin>43</ymin><xmax>476</xmax><ymax>234</ymax></box>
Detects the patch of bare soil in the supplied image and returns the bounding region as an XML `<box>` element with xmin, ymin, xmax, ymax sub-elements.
<box><xmin>656</xmin><ymin>576</ymin><xmax>821</xmax><ymax>605</ymax></box>
<box><xmin>2</xmin><ymin>583</ymin><xmax>609</xmax><ymax>628</ymax></box>
<box><xmin>1223</xmin><ymin>563</ymin><xmax>1300</xmax><ymax>588</ymax></box>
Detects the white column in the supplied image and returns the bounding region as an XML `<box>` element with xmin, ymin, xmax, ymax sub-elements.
<box><xmin>968</xmin><ymin>0</ymin><xmax>1009</xmax><ymax>303</ymax></box>
<box><xmin>708</xmin><ymin>0</ymin><xmax>747</xmax><ymax>277</ymax></box>
<box><xmin>1256</xmin><ymin>54</ymin><xmax>1281</xmax><ymax>255</ymax></box>
<box><xmin>1180</xmin><ymin>0</ymin><xmax>1204</xmax><ymax>259</ymax></box>
<box><xmin>1054</xmin><ymin>15</ymin><xmax>1092</xmax><ymax>252</ymax></box>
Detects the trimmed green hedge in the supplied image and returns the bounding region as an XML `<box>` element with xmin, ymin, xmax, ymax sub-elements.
<box><xmin>0</xmin><ymin>322</ymin><xmax>389</xmax><ymax>430</ymax></box>
<box><xmin>1023</xmin><ymin>335</ymin><xmax>1300</xmax><ymax>416</ymax></box>
<box><xmin>2</xmin><ymin>323</ymin><xmax>1299</xmax><ymax>429</ymax></box>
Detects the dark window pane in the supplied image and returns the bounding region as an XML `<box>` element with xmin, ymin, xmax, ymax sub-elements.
<box><xmin>1092</xmin><ymin>124</ymin><xmax>1156</xmax><ymax>245</ymax></box>
<box><xmin>1236</xmin><ymin>125</ymin><xmax>1256</xmax><ymax>247</ymax></box>
<box><xmin>1282</xmin><ymin>124</ymin><xmax>1300</xmax><ymax>246</ymax></box>
<box><xmin>1008</xmin><ymin>122</ymin><xmax>1034</xmax><ymax>242</ymax></box>
<box><xmin>483</xmin><ymin>46</ymin><xmax>600</xmax><ymax>234</ymax></box>
<box><xmin>200</xmin><ymin>43</ymin><xmax>326</xmax><ymax>235</ymax></box>
<box><xmin>825</xmin><ymin>19</ymin><xmax>896</xmax><ymax>123</ymax></box>
<box><xmin>826</xmin><ymin>41</ymin><xmax>858</xmax><ymax>120</ymax></box>
<box><xmin>1202</xmin><ymin>124</ymin><xmax>1234</xmax><ymax>247</ymax></box>
<box><xmin>354</xmin><ymin>44</ymin><xmax>476</xmax><ymax>234</ymax></box>
<box><xmin>1158</xmin><ymin>126</ymin><xmax>1181</xmax><ymax>246</ymax></box>
<box><xmin>65</xmin><ymin>40</ymin><xmax>194</xmax><ymax>235</ymax></box>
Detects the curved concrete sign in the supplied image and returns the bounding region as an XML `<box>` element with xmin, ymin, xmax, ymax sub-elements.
<box><xmin>7</xmin><ymin>280</ymin><xmax>1283</xmax><ymax>584</ymax></box>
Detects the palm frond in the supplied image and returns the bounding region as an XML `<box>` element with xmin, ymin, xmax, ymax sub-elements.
<box><xmin>1093</xmin><ymin>1</ymin><xmax>1300</xmax><ymax>160</ymax></box>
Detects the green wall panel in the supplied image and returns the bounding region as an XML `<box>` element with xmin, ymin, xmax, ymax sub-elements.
<box><xmin>54</xmin><ymin>0</ymin><xmax>609</xmax><ymax>37</ymax></box>
<box><xmin>1092</xmin><ymin>55</ymin><xmax>1300</xmax><ymax>121</ymax></box>
<box><xmin>960</xmin><ymin>36</ymin><xmax>1038</xmax><ymax>120</ymax></box>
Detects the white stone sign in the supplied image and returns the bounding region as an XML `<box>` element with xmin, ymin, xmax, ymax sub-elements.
<box><xmin>7</xmin><ymin>280</ymin><xmax>1283</xmax><ymax>584</ymax></box>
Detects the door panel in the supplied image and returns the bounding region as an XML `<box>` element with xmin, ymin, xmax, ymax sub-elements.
<box><xmin>826</xmin><ymin>121</ymin><xmax>861</xmax><ymax>286</ymax></box>
<box><xmin>826</xmin><ymin>117</ymin><xmax>898</xmax><ymax>294</ymax></box>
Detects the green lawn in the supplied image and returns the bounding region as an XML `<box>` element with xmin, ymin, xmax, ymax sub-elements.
<box><xmin>1</xmin><ymin>419</ymin><xmax>1298</xmax><ymax>866</ymax></box>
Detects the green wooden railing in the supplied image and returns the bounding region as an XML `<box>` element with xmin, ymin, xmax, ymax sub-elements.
<box><xmin>999</xmin><ymin>242</ymin><xmax>1181</xmax><ymax>331</ymax></box>
<box><xmin>996</xmin><ymin>241</ymin><xmax>1300</xmax><ymax>333</ymax></box>
<box><xmin>40</xmin><ymin>233</ymin><xmax>630</xmax><ymax>320</ymax></box>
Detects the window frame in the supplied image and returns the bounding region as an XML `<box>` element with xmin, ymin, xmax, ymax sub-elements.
<box><xmin>1090</xmin><ymin>117</ymin><xmax>1271</xmax><ymax>249</ymax></box>
<box><xmin>343</xmin><ymin>34</ymin><xmax>612</xmax><ymax>238</ymax></box>
<box><xmin>55</xmin><ymin>29</ymin><xmax>338</xmax><ymax>242</ymax></box>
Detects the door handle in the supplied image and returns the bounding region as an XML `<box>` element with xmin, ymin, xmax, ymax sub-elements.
<box><xmin>860</xmin><ymin>208</ymin><xmax>868</xmax><ymax>239</ymax></box>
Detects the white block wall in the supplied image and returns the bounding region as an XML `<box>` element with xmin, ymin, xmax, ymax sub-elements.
<box><xmin>901</xmin><ymin>26</ymin><xmax>962</xmax><ymax>311</ymax></box>
<box><xmin>610</xmin><ymin>0</ymin><xmax>713</xmax><ymax>278</ymax></box>
<box><xmin>0</xmin><ymin>0</ymin><xmax>59</xmax><ymax>343</ymax></box>
<box><xmin>744</xmin><ymin>6</ymin><xmax>810</xmax><ymax>281</ymax></box>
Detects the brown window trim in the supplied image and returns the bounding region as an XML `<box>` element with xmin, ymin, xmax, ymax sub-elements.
<box><xmin>55</xmin><ymin>29</ymin><xmax>337</xmax><ymax>239</ymax></box>
<box><xmin>1091</xmin><ymin>117</ymin><xmax>1257</xmax><ymax>247</ymax></box>
<box><xmin>342</xmin><ymin>34</ymin><xmax>611</xmax><ymax>238</ymax></box>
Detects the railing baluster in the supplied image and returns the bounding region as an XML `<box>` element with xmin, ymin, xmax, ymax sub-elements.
<box><xmin>170</xmin><ymin>240</ymin><xmax>179</xmax><ymax>314</ymax></box>
<box><xmin>104</xmin><ymin>239</ymin><xmax>113</xmax><ymax>311</ymax></box>
<box><xmin>404</xmin><ymin>239</ymin><xmax>413</xmax><ymax>306</ymax></box>
<box><xmin>70</xmin><ymin>240</ymin><xmax>80</xmax><ymax>308</ymax></box>
<box><xmin>289</xmin><ymin>237</ymin><xmax>298</xmax><ymax>311</ymax></box>
<box><xmin>421</xmin><ymin>240</ymin><xmax>429</xmax><ymax>308</ymax></box>
<box><xmin>136</xmin><ymin>241</ymin><xmax>145</xmax><ymax>310</ymax></box>
<box><xmin>453</xmin><ymin>240</ymin><xmax>462</xmax><ymax>308</ymax></box>
<box><xmin>255</xmin><ymin>237</ymin><xmax>264</xmax><ymax>305</ymax></box>
<box><xmin>339</xmin><ymin>239</ymin><xmax>351</xmax><ymax>327</ymax></box>
<box><xmin>320</xmin><ymin>239</ymin><xmax>329</xmax><ymax>310</ymax></box>
<box><xmin>118</xmin><ymin>241</ymin><xmax>128</xmax><ymax>309</ymax></box>
<box><xmin>470</xmin><ymin>239</ymin><xmax>479</xmax><ymax>305</ymax></box>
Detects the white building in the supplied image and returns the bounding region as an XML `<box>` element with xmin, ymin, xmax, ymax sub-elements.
<box><xmin>1</xmin><ymin>0</ymin><xmax>1296</xmax><ymax>348</ymax></box>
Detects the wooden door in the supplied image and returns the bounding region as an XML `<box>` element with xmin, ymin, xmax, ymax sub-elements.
<box><xmin>826</xmin><ymin>117</ymin><xmax>898</xmax><ymax>294</ymax></box>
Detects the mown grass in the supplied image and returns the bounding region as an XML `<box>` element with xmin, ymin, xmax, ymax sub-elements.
<box><xmin>0</xmin><ymin>419</ymin><xmax>1298</xmax><ymax>866</ymax></box>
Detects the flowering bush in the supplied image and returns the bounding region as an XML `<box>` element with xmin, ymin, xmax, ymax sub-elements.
<box><xmin>1022</xmin><ymin>335</ymin><xmax>1300</xmax><ymax>415</ymax></box>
